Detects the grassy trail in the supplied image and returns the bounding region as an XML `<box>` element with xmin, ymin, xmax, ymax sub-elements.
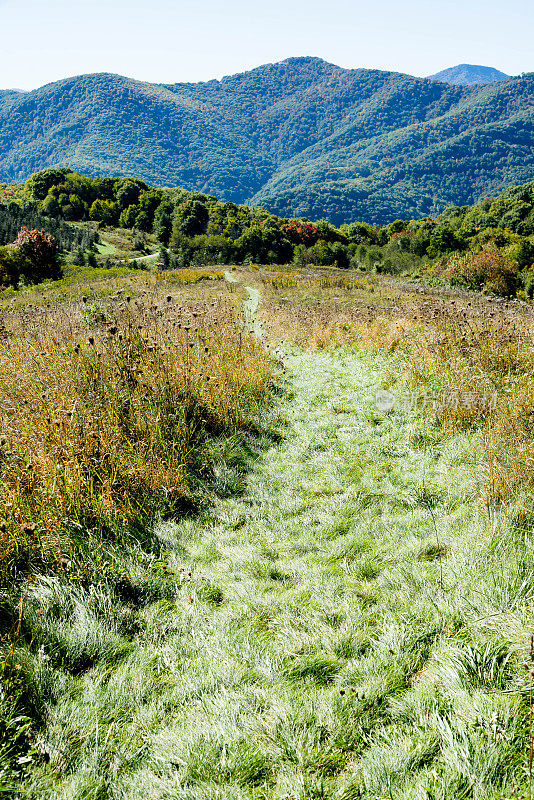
<box><xmin>22</xmin><ymin>283</ymin><xmax>529</xmax><ymax>798</ymax></box>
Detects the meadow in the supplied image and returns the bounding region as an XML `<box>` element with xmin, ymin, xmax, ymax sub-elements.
<box><xmin>258</xmin><ymin>266</ymin><xmax>534</xmax><ymax>513</ymax></box>
<box><xmin>2</xmin><ymin>264</ymin><xmax>534</xmax><ymax>799</ymax></box>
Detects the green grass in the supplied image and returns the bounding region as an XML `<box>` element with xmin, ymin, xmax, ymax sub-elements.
<box><xmin>95</xmin><ymin>240</ymin><xmax>118</xmax><ymax>256</ymax></box>
<box><xmin>3</xmin><ymin>339</ymin><xmax>532</xmax><ymax>798</ymax></box>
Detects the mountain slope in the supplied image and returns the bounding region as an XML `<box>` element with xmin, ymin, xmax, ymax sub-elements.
<box><xmin>427</xmin><ymin>64</ymin><xmax>510</xmax><ymax>86</ymax></box>
<box><xmin>254</xmin><ymin>76</ymin><xmax>534</xmax><ymax>223</ymax></box>
<box><xmin>0</xmin><ymin>57</ymin><xmax>533</xmax><ymax>224</ymax></box>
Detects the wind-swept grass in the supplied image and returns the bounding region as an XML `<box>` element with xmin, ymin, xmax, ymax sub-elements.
<box><xmin>0</xmin><ymin>272</ymin><xmax>276</xmax><ymax>789</ymax></box>
<box><xmin>1</xmin><ymin>345</ymin><xmax>530</xmax><ymax>799</ymax></box>
<box><xmin>258</xmin><ymin>267</ymin><xmax>534</xmax><ymax>514</ymax></box>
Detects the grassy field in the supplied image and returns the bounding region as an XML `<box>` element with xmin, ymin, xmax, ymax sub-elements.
<box><xmin>256</xmin><ymin>266</ymin><xmax>534</xmax><ymax>512</ymax></box>
<box><xmin>2</xmin><ymin>265</ymin><xmax>534</xmax><ymax>798</ymax></box>
<box><xmin>0</xmin><ymin>266</ymin><xmax>266</xmax><ymax>558</ymax></box>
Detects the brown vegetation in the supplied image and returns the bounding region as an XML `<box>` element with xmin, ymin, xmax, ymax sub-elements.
<box><xmin>0</xmin><ymin>280</ymin><xmax>271</xmax><ymax>571</ymax></box>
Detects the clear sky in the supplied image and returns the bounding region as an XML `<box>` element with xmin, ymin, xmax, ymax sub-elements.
<box><xmin>0</xmin><ymin>0</ymin><xmax>531</xmax><ymax>90</ymax></box>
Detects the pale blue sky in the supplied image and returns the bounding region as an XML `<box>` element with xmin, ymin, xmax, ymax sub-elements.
<box><xmin>0</xmin><ymin>0</ymin><xmax>531</xmax><ymax>90</ymax></box>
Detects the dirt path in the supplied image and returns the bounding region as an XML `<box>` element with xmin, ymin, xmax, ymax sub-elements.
<box><xmin>124</xmin><ymin>252</ymin><xmax>160</xmax><ymax>263</ymax></box>
<box><xmin>225</xmin><ymin>270</ymin><xmax>263</xmax><ymax>338</ymax></box>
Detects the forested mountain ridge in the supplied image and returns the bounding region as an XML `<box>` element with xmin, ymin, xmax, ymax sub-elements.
<box><xmin>252</xmin><ymin>70</ymin><xmax>534</xmax><ymax>223</ymax></box>
<box><xmin>0</xmin><ymin>57</ymin><xmax>533</xmax><ymax>224</ymax></box>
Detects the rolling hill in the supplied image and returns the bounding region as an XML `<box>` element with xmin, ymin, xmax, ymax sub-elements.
<box><xmin>0</xmin><ymin>57</ymin><xmax>533</xmax><ymax>224</ymax></box>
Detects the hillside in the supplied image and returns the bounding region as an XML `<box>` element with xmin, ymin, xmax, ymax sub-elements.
<box><xmin>3</xmin><ymin>168</ymin><xmax>534</xmax><ymax>794</ymax></box>
<box><xmin>0</xmin><ymin>57</ymin><xmax>533</xmax><ymax>224</ymax></box>
<box><xmin>427</xmin><ymin>63</ymin><xmax>510</xmax><ymax>85</ymax></box>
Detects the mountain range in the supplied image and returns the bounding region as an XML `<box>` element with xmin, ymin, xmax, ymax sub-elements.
<box><xmin>0</xmin><ymin>57</ymin><xmax>532</xmax><ymax>224</ymax></box>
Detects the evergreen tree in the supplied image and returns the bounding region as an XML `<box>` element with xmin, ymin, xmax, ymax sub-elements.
<box><xmin>160</xmin><ymin>248</ymin><xmax>170</xmax><ymax>269</ymax></box>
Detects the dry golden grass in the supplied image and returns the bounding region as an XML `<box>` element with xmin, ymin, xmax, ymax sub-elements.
<box><xmin>265</xmin><ymin>267</ymin><xmax>379</xmax><ymax>296</ymax></box>
<box><xmin>266</xmin><ymin>272</ymin><xmax>300</xmax><ymax>289</ymax></box>
<box><xmin>0</xmin><ymin>285</ymin><xmax>271</xmax><ymax>570</ymax></box>
<box><xmin>257</xmin><ymin>268</ymin><xmax>534</xmax><ymax>511</ymax></box>
<box><xmin>158</xmin><ymin>268</ymin><xmax>224</xmax><ymax>284</ymax></box>
<box><xmin>0</xmin><ymin>265</ymin><xmax>226</xmax><ymax>312</ymax></box>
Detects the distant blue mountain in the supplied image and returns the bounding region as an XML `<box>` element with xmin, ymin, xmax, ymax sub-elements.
<box><xmin>427</xmin><ymin>64</ymin><xmax>510</xmax><ymax>86</ymax></box>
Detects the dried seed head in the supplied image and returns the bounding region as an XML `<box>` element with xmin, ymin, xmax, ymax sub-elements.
<box><xmin>21</xmin><ymin>522</ymin><xmax>36</xmax><ymax>534</ymax></box>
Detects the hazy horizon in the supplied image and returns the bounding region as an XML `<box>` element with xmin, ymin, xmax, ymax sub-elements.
<box><xmin>2</xmin><ymin>59</ymin><xmax>518</xmax><ymax>94</ymax></box>
<box><xmin>0</xmin><ymin>0</ymin><xmax>530</xmax><ymax>91</ymax></box>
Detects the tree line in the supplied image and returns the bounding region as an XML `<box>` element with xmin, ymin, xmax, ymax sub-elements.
<box><xmin>0</xmin><ymin>168</ymin><xmax>533</xmax><ymax>295</ymax></box>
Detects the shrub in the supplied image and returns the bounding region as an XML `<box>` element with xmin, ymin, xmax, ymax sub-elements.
<box><xmin>12</xmin><ymin>227</ymin><xmax>62</xmax><ymax>284</ymax></box>
<box><xmin>444</xmin><ymin>246</ymin><xmax>519</xmax><ymax>296</ymax></box>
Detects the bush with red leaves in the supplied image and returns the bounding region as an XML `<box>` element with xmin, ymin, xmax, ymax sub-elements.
<box><xmin>283</xmin><ymin>221</ymin><xmax>319</xmax><ymax>246</ymax></box>
<box><xmin>12</xmin><ymin>227</ymin><xmax>62</xmax><ymax>283</ymax></box>
<box><xmin>444</xmin><ymin>246</ymin><xmax>518</xmax><ymax>296</ymax></box>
